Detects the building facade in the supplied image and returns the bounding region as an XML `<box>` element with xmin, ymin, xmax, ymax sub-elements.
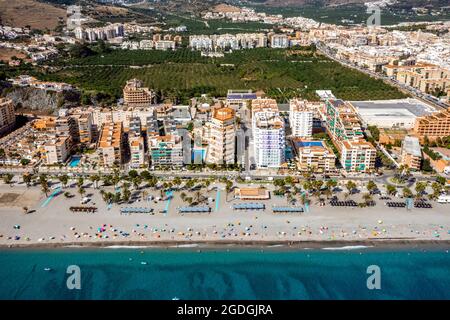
<box><xmin>0</xmin><ymin>98</ymin><xmax>16</xmax><ymax>136</ymax></box>
<box><xmin>289</xmin><ymin>99</ymin><xmax>314</xmax><ymax>138</ymax></box>
<box><xmin>400</xmin><ymin>136</ymin><xmax>422</xmax><ymax>171</ymax></box>
<box><xmin>207</xmin><ymin>107</ymin><xmax>236</xmax><ymax>165</ymax></box>
<box><xmin>252</xmin><ymin>99</ymin><xmax>286</xmax><ymax>168</ymax></box>
<box><xmin>98</xmin><ymin>122</ymin><xmax>125</xmax><ymax>167</ymax></box>
<box><xmin>123</xmin><ymin>79</ymin><xmax>155</xmax><ymax>107</ymax></box>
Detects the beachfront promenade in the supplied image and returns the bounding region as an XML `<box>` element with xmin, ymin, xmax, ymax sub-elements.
<box><xmin>0</xmin><ymin>178</ymin><xmax>449</xmax><ymax>247</ymax></box>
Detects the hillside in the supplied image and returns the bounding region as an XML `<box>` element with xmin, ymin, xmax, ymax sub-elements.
<box><xmin>0</xmin><ymin>0</ymin><xmax>67</xmax><ymax>30</ymax></box>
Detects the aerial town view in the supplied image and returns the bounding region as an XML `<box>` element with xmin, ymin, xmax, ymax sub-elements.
<box><xmin>0</xmin><ymin>0</ymin><xmax>449</xmax><ymax>303</ymax></box>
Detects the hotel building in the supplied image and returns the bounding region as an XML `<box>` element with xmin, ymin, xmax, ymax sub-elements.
<box><xmin>325</xmin><ymin>100</ymin><xmax>376</xmax><ymax>172</ymax></box>
<box><xmin>292</xmin><ymin>139</ymin><xmax>336</xmax><ymax>172</ymax></box>
<box><xmin>71</xmin><ymin>112</ymin><xmax>93</xmax><ymax>146</ymax></box>
<box><xmin>252</xmin><ymin>99</ymin><xmax>285</xmax><ymax>168</ymax></box>
<box><xmin>413</xmin><ymin>108</ymin><xmax>450</xmax><ymax>141</ymax></box>
<box><xmin>98</xmin><ymin>122</ymin><xmax>125</xmax><ymax>167</ymax></box>
<box><xmin>123</xmin><ymin>79</ymin><xmax>155</xmax><ymax>107</ymax></box>
<box><xmin>400</xmin><ymin>136</ymin><xmax>422</xmax><ymax>171</ymax></box>
<box><xmin>289</xmin><ymin>99</ymin><xmax>314</xmax><ymax>138</ymax></box>
<box><xmin>207</xmin><ymin>107</ymin><xmax>236</xmax><ymax>165</ymax></box>
<box><xmin>0</xmin><ymin>98</ymin><xmax>16</xmax><ymax>136</ymax></box>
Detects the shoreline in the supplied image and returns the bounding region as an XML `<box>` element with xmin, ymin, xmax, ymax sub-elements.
<box><xmin>1</xmin><ymin>239</ymin><xmax>450</xmax><ymax>251</ymax></box>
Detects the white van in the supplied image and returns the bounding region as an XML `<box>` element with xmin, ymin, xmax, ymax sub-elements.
<box><xmin>437</xmin><ymin>195</ymin><xmax>450</xmax><ymax>204</ymax></box>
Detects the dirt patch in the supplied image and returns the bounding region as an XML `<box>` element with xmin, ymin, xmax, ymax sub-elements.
<box><xmin>0</xmin><ymin>48</ymin><xmax>28</xmax><ymax>62</ymax></box>
<box><xmin>0</xmin><ymin>193</ymin><xmax>20</xmax><ymax>204</ymax></box>
<box><xmin>0</xmin><ymin>0</ymin><xmax>66</xmax><ymax>30</ymax></box>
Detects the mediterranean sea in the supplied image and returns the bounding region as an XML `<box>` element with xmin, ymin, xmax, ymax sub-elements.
<box><xmin>0</xmin><ymin>247</ymin><xmax>449</xmax><ymax>299</ymax></box>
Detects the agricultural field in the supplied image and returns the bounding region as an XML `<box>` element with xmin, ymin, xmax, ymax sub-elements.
<box><xmin>36</xmin><ymin>47</ymin><xmax>407</xmax><ymax>104</ymax></box>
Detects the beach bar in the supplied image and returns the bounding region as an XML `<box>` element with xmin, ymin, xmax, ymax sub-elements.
<box><xmin>234</xmin><ymin>188</ymin><xmax>270</xmax><ymax>200</ymax></box>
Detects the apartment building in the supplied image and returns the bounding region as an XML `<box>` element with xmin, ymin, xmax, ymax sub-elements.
<box><xmin>325</xmin><ymin>99</ymin><xmax>376</xmax><ymax>172</ymax></box>
<box><xmin>148</xmin><ymin>135</ymin><xmax>183</xmax><ymax>167</ymax></box>
<box><xmin>44</xmin><ymin>136</ymin><xmax>71</xmax><ymax>165</ymax></box>
<box><xmin>98</xmin><ymin>122</ymin><xmax>125</xmax><ymax>167</ymax></box>
<box><xmin>129</xmin><ymin>136</ymin><xmax>146</xmax><ymax>168</ymax></box>
<box><xmin>413</xmin><ymin>108</ymin><xmax>450</xmax><ymax>141</ymax></box>
<box><xmin>384</xmin><ymin>62</ymin><xmax>449</xmax><ymax>96</ymax></box>
<box><xmin>55</xmin><ymin>116</ymin><xmax>79</xmax><ymax>150</ymax></box>
<box><xmin>252</xmin><ymin>99</ymin><xmax>285</xmax><ymax>168</ymax></box>
<box><xmin>289</xmin><ymin>99</ymin><xmax>314</xmax><ymax>138</ymax></box>
<box><xmin>270</xmin><ymin>34</ymin><xmax>289</xmax><ymax>48</ymax></box>
<box><xmin>71</xmin><ymin>112</ymin><xmax>93</xmax><ymax>146</ymax></box>
<box><xmin>207</xmin><ymin>107</ymin><xmax>236</xmax><ymax>165</ymax></box>
<box><xmin>292</xmin><ymin>139</ymin><xmax>336</xmax><ymax>172</ymax></box>
<box><xmin>400</xmin><ymin>136</ymin><xmax>422</xmax><ymax>171</ymax></box>
<box><xmin>340</xmin><ymin>139</ymin><xmax>377</xmax><ymax>173</ymax></box>
<box><xmin>0</xmin><ymin>98</ymin><xmax>16</xmax><ymax>136</ymax></box>
<box><xmin>123</xmin><ymin>79</ymin><xmax>155</xmax><ymax>107</ymax></box>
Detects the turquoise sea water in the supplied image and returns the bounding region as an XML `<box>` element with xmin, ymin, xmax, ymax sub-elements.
<box><xmin>0</xmin><ymin>248</ymin><xmax>449</xmax><ymax>300</ymax></box>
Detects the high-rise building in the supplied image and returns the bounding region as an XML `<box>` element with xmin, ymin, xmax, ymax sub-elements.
<box><xmin>123</xmin><ymin>79</ymin><xmax>154</xmax><ymax>107</ymax></box>
<box><xmin>98</xmin><ymin>122</ymin><xmax>124</xmax><ymax>167</ymax></box>
<box><xmin>71</xmin><ymin>112</ymin><xmax>93</xmax><ymax>146</ymax></box>
<box><xmin>0</xmin><ymin>98</ymin><xmax>16</xmax><ymax>136</ymax></box>
<box><xmin>325</xmin><ymin>99</ymin><xmax>376</xmax><ymax>172</ymax></box>
<box><xmin>55</xmin><ymin>116</ymin><xmax>79</xmax><ymax>150</ymax></box>
<box><xmin>207</xmin><ymin>107</ymin><xmax>236</xmax><ymax>165</ymax></box>
<box><xmin>252</xmin><ymin>99</ymin><xmax>285</xmax><ymax>168</ymax></box>
<box><xmin>289</xmin><ymin>99</ymin><xmax>314</xmax><ymax>138</ymax></box>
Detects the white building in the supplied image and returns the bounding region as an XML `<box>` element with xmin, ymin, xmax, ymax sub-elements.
<box><xmin>289</xmin><ymin>99</ymin><xmax>314</xmax><ymax>138</ymax></box>
<box><xmin>129</xmin><ymin>136</ymin><xmax>145</xmax><ymax>168</ymax></box>
<box><xmin>270</xmin><ymin>34</ymin><xmax>289</xmax><ymax>48</ymax></box>
<box><xmin>252</xmin><ymin>99</ymin><xmax>286</xmax><ymax>168</ymax></box>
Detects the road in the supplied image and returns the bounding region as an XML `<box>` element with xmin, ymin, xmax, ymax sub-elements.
<box><xmin>315</xmin><ymin>42</ymin><xmax>448</xmax><ymax>110</ymax></box>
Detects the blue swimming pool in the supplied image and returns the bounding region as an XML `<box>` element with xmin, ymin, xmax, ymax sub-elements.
<box><xmin>69</xmin><ymin>157</ymin><xmax>81</xmax><ymax>168</ymax></box>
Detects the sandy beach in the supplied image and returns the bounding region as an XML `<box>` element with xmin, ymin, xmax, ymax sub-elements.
<box><xmin>0</xmin><ymin>181</ymin><xmax>449</xmax><ymax>248</ymax></box>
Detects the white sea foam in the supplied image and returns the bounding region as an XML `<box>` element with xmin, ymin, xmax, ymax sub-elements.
<box><xmin>105</xmin><ymin>245</ymin><xmax>155</xmax><ymax>249</ymax></box>
<box><xmin>171</xmin><ymin>244</ymin><xmax>200</xmax><ymax>248</ymax></box>
<box><xmin>322</xmin><ymin>245</ymin><xmax>373</xmax><ymax>251</ymax></box>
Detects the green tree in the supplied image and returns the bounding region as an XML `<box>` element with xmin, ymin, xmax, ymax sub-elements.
<box><xmin>58</xmin><ymin>174</ymin><xmax>69</xmax><ymax>188</ymax></box>
<box><xmin>2</xmin><ymin>173</ymin><xmax>14</xmax><ymax>184</ymax></box>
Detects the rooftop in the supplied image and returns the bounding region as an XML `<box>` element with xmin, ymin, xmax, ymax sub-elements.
<box><xmin>350</xmin><ymin>99</ymin><xmax>436</xmax><ymax>117</ymax></box>
<box><xmin>403</xmin><ymin>136</ymin><xmax>422</xmax><ymax>157</ymax></box>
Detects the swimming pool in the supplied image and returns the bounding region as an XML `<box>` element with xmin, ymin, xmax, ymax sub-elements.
<box><xmin>69</xmin><ymin>157</ymin><xmax>81</xmax><ymax>168</ymax></box>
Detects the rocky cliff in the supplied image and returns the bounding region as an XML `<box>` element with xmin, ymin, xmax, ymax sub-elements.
<box><xmin>1</xmin><ymin>85</ymin><xmax>80</xmax><ymax>113</ymax></box>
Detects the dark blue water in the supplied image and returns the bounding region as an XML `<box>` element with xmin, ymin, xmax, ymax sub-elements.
<box><xmin>0</xmin><ymin>248</ymin><xmax>449</xmax><ymax>300</ymax></box>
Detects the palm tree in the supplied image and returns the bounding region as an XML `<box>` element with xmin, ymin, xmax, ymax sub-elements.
<box><xmin>89</xmin><ymin>175</ymin><xmax>100</xmax><ymax>189</ymax></box>
<box><xmin>78</xmin><ymin>186</ymin><xmax>85</xmax><ymax>200</ymax></box>
<box><xmin>22</xmin><ymin>206</ymin><xmax>28</xmax><ymax>214</ymax></box>
<box><xmin>362</xmin><ymin>193</ymin><xmax>373</xmax><ymax>204</ymax></box>
<box><xmin>132</xmin><ymin>176</ymin><xmax>142</xmax><ymax>190</ymax></box>
<box><xmin>2</xmin><ymin>173</ymin><xmax>14</xmax><ymax>185</ymax></box>
<box><xmin>367</xmin><ymin>180</ymin><xmax>377</xmax><ymax>194</ymax></box>
<box><xmin>40</xmin><ymin>175</ymin><xmax>49</xmax><ymax>197</ymax></box>
<box><xmin>22</xmin><ymin>173</ymin><xmax>33</xmax><ymax>188</ymax></box>
<box><xmin>346</xmin><ymin>181</ymin><xmax>357</xmax><ymax>195</ymax></box>
<box><xmin>77</xmin><ymin>177</ymin><xmax>84</xmax><ymax>189</ymax></box>
<box><xmin>58</xmin><ymin>174</ymin><xmax>69</xmax><ymax>188</ymax></box>
<box><xmin>386</xmin><ymin>184</ymin><xmax>397</xmax><ymax>196</ymax></box>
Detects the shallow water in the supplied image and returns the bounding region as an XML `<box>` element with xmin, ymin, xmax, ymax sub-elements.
<box><xmin>0</xmin><ymin>248</ymin><xmax>449</xmax><ymax>300</ymax></box>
